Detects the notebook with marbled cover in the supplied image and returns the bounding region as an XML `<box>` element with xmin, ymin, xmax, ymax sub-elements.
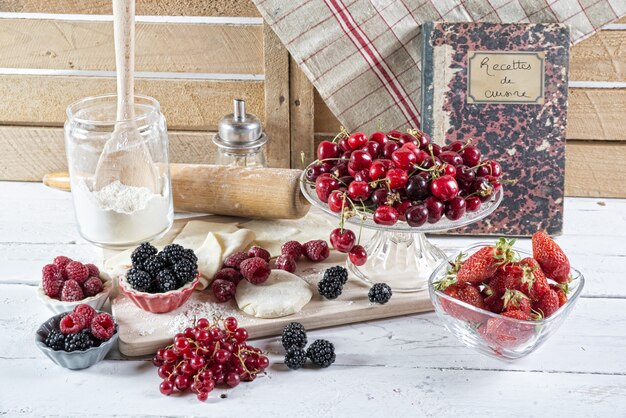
<box><xmin>421</xmin><ymin>22</ymin><xmax>569</xmax><ymax>236</ymax></box>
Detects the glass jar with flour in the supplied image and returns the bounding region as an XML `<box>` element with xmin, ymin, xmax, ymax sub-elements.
<box><xmin>65</xmin><ymin>94</ymin><xmax>173</xmax><ymax>248</ymax></box>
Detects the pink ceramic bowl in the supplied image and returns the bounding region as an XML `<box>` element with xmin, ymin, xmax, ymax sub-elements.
<box><xmin>118</xmin><ymin>273</ymin><xmax>200</xmax><ymax>313</ymax></box>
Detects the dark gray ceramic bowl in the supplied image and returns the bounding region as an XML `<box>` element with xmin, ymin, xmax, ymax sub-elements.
<box><xmin>35</xmin><ymin>311</ymin><xmax>118</xmax><ymax>370</ymax></box>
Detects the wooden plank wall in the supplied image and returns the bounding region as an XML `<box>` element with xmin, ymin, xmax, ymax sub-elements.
<box><xmin>0</xmin><ymin>2</ymin><xmax>624</xmax><ymax>198</ymax></box>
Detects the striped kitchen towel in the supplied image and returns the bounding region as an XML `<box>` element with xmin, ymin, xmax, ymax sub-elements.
<box><xmin>253</xmin><ymin>0</ymin><xmax>625</xmax><ymax>132</ymax></box>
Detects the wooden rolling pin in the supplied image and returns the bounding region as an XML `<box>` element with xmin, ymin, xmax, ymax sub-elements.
<box><xmin>43</xmin><ymin>164</ymin><xmax>310</xmax><ymax>219</ymax></box>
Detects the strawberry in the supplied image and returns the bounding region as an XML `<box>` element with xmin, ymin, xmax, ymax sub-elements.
<box><xmin>502</xmin><ymin>289</ymin><xmax>531</xmax><ymax>314</ymax></box>
<box><xmin>518</xmin><ymin>257</ymin><xmax>550</xmax><ymax>301</ymax></box>
<box><xmin>489</xmin><ymin>263</ymin><xmax>523</xmax><ymax>295</ymax></box>
<box><xmin>550</xmin><ymin>283</ymin><xmax>568</xmax><ymax>307</ymax></box>
<box><xmin>533</xmin><ymin>288</ymin><xmax>560</xmax><ymax>318</ymax></box>
<box><xmin>456</xmin><ymin>238</ymin><xmax>517</xmax><ymax>285</ymax></box>
<box><xmin>501</xmin><ymin>310</ymin><xmax>531</xmax><ymax>321</ymax></box>
<box><xmin>484</xmin><ymin>293</ymin><xmax>504</xmax><ymax>313</ymax></box>
<box><xmin>441</xmin><ymin>283</ymin><xmax>486</xmax><ymax>322</ymax></box>
<box><xmin>532</xmin><ymin>231</ymin><xmax>570</xmax><ymax>283</ymax></box>
<box><xmin>479</xmin><ymin>311</ymin><xmax>535</xmax><ymax>349</ymax></box>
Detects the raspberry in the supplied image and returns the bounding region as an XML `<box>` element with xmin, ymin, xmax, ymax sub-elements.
<box><xmin>61</xmin><ymin>279</ymin><xmax>84</xmax><ymax>302</ymax></box>
<box><xmin>214</xmin><ymin>268</ymin><xmax>243</xmax><ymax>285</ymax></box>
<box><xmin>302</xmin><ymin>240</ymin><xmax>330</xmax><ymax>262</ymax></box>
<box><xmin>54</xmin><ymin>255</ymin><xmax>72</xmax><ymax>270</ymax></box>
<box><xmin>73</xmin><ymin>304</ymin><xmax>97</xmax><ymax>326</ymax></box>
<box><xmin>83</xmin><ymin>276</ymin><xmax>104</xmax><ymax>297</ymax></box>
<box><xmin>91</xmin><ymin>313</ymin><xmax>116</xmax><ymax>341</ymax></box>
<box><xmin>42</xmin><ymin>264</ymin><xmax>60</xmax><ymax>281</ymax></box>
<box><xmin>223</xmin><ymin>251</ymin><xmax>250</xmax><ymax>270</ymax></box>
<box><xmin>85</xmin><ymin>263</ymin><xmax>99</xmax><ymax>278</ymax></box>
<box><xmin>275</xmin><ymin>255</ymin><xmax>296</xmax><ymax>273</ymax></box>
<box><xmin>281</xmin><ymin>241</ymin><xmax>303</xmax><ymax>260</ymax></box>
<box><xmin>211</xmin><ymin>279</ymin><xmax>236</xmax><ymax>303</ymax></box>
<box><xmin>59</xmin><ymin>312</ymin><xmax>86</xmax><ymax>334</ymax></box>
<box><xmin>240</xmin><ymin>257</ymin><xmax>271</xmax><ymax>285</ymax></box>
<box><xmin>65</xmin><ymin>261</ymin><xmax>89</xmax><ymax>284</ymax></box>
<box><xmin>42</xmin><ymin>269</ymin><xmax>64</xmax><ymax>298</ymax></box>
<box><xmin>247</xmin><ymin>246</ymin><xmax>271</xmax><ymax>262</ymax></box>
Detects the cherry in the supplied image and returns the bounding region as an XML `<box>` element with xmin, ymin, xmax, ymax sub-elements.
<box><xmin>447</xmin><ymin>140</ymin><xmax>465</xmax><ymax>152</ymax></box>
<box><xmin>413</xmin><ymin>149</ymin><xmax>430</xmax><ymax>165</ymax></box>
<box><xmin>405</xmin><ymin>204</ymin><xmax>429</xmax><ymax>227</ymax></box>
<box><xmin>391</xmin><ymin>148</ymin><xmax>417</xmax><ymax>170</ymax></box>
<box><xmin>371</xmin><ymin>188</ymin><xmax>389</xmax><ymax>205</ymax></box>
<box><xmin>370</xmin><ymin>131</ymin><xmax>388</xmax><ymax>146</ymax></box>
<box><xmin>329</xmin><ymin>228</ymin><xmax>356</xmax><ymax>253</ymax></box>
<box><xmin>460</xmin><ymin>146</ymin><xmax>481</xmax><ymax>167</ymax></box>
<box><xmin>327</xmin><ymin>190</ymin><xmax>346</xmax><ymax>212</ymax></box>
<box><xmin>382</xmin><ymin>141</ymin><xmax>400</xmax><ymax>159</ymax></box>
<box><xmin>338</xmin><ymin>137</ymin><xmax>351</xmax><ymax>152</ymax></box>
<box><xmin>160</xmin><ymin>380</ymin><xmax>174</xmax><ymax>396</ymax></box>
<box><xmin>386</xmin><ymin>168</ymin><xmax>409</xmax><ymax>189</ymax></box>
<box><xmin>422</xmin><ymin>156</ymin><xmax>441</xmax><ymax>169</ymax></box>
<box><xmin>406</xmin><ymin>175</ymin><xmax>429</xmax><ymax>200</ymax></box>
<box><xmin>226</xmin><ymin>372</ymin><xmax>241</xmax><ymax>388</ymax></box>
<box><xmin>315</xmin><ymin>174</ymin><xmax>339</xmax><ymax>202</ymax></box>
<box><xmin>430</xmin><ymin>175</ymin><xmax>459</xmax><ymax>202</ymax></box>
<box><xmin>348</xmin><ymin>181</ymin><xmax>371</xmax><ymax>200</ymax></box>
<box><xmin>362</xmin><ymin>141</ymin><xmax>381</xmax><ymax>158</ymax></box>
<box><xmin>348</xmin><ymin>132</ymin><xmax>368</xmax><ymax>150</ymax></box>
<box><xmin>353</xmin><ymin>169</ymin><xmax>372</xmax><ymax>183</ymax></box>
<box><xmin>349</xmin><ymin>245</ymin><xmax>367</xmax><ymax>266</ymax></box>
<box><xmin>305</xmin><ymin>165</ymin><xmax>323</xmax><ymax>182</ymax></box>
<box><xmin>331</xmin><ymin>163</ymin><xmax>349</xmax><ymax>178</ymax></box>
<box><xmin>439</xmin><ymin>150</ymin><xmax>463</xmax><ymax>166</ymax></box>
<box><xmin>445</xmin><ymin>196</ymin><xmax>466</xmax><ymax>220</ymax></box>
<box><xmin>373</xmin><ymin>206</ymin><xmax>399</xmax><ymax>226</ymax></box>
<box><xmin>455</xmin><ymin>165</ymin><xmax>476</xmax><ymax>187</ymax></box>
<box><xmin>318</xmin><ymin>161</ymin><xmax>334</xmax><ymax>174</ymax></box>
<box><xmin>387</xmin><ymin>129</ymin><xmax>402</xmax><ymax>140</ymax></box>
<box><xmin>369</xmin><ymin>160</ymin><xmax>389</xmax><ymax>181</ymax></box>
<box><xmin>428</xmin><ymin>143</ymin><xmax>442</xmax><ymax>157</ymax></box>
<box><xmin>399</xmin><ymin>132</ymin><xmax>416</xmax><ymax>145</ymax></box>
<box><xmin>394</xmin><ymin>199</ymin><xmax>412</xmax><ymax>221</ymax></box>
<box><xmin>425</xmin><ymin>196</ymin><xmax>445</xmax><ymax>223</ymax></box>
<box><xmin>317</xmin><ymin>140</ymin><xmax>341</xmax><ymax>160</ymax></box>
<box><xmin>414</xmin><ymin>131</ymin><xmax>430</xmax><ymax>149</ymax></box>
<box><xmin>476</xmin><ymin>165</ymin><xmax>490</xmax><ymax>177</ymax></box>
<box><xmin>486</xmin><ymin>160</ymin><xmax>502</xmax><ymax>178</ymax></box>
<box><xmin>349</xmin><ymin>150</ymin><xmax>373</xmax><ymax>171</ymax></box>
<box><xmin>465</xmin><ymin>196</ymin><xmax>482</xmax><ymax>212</ymax></box>
<box><xmin>441</xmin><ymin>163</ymin><xmax>457</xmax><ymax>177</ymax></box>
<box><xmin>472</xmin><ymin>177</ymin><xmax>494</xmax><ymax>201</ymax></box>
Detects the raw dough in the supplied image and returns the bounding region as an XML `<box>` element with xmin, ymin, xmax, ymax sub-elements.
<box><xmin>240</xmin><ymin>213</ymin><xmax>336</xmax><ymax>256</ymax></box>
<box><xmin>235</xmin><ymin>270</ymin><xmax>313</xmax><ymax>318</ymax></box>
<box><xmin>173</xmin><ymin>220</ymin><xmax>238</xmax><ymax>251</ymax></box>
<box><xmin>217</xmin><ymin>228</ymin><xmax>256</xmax><ymax>260</ymax></box>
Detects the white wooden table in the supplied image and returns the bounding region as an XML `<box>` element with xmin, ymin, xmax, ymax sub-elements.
<box><xmin>2</xmin><ymin>181</ymin><xmax>625</xmax><ymax>417</ymax></box>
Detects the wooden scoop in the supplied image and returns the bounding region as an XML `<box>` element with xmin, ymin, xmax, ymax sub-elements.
<box><xmin>93</xmin><ymin>0</ymin><xmax>158</xmax><ymax>192</ymax></box>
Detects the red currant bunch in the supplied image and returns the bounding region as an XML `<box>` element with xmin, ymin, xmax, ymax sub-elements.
<box><xmin>152</xmin><ymin>317</ymin><xmax>269</xmax><ymax>402</ymax></box>
<box><xmin>308</xmin><ymin>129</ymin><xmax>507</xmax><ymax>230</ymax></box>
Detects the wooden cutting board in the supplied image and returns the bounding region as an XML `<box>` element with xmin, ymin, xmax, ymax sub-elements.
<box><xmin>109</xmin><ymin>214</ymin><xmax>434</xmax><ymax>357</ymax></box>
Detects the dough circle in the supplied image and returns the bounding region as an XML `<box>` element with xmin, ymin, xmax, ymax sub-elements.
<box><xmin>235</xmin><ymin>270</ymin><xmax>313</xmax><ymax>318</ymax></box>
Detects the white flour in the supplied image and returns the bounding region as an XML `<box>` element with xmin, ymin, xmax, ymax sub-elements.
<box><xmin>73</xmin><ymin>179</ymin><xmax>172</xmax><ymax>246</ymax></box>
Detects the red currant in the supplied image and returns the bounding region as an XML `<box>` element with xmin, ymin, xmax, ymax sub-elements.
<box><xmin>163</xmin><ymin>349</ymin><xmax>178</xmax><ymax>364</ymax></box>
<box><xmin>349</xmin><ymin>245</ymin><xmax>367</xmax><ymax>266</ymax></box>
<box><xmin>373</xmin><ymin>206</ymin><xmax>399</xmax><ymax>226</ymax></box>
<box><xmin>257</xmin><ymin>356</ymin><xmax>269</xmax><ymax>369</ymax></box>
<box><xmin>224</xmin><ymin>317</ymin><xmax>238</xmax><ymax>332</ymax></box>
<box><xmin>196</xmin><ymin>318</ymin><xmax>210</xmax><ymax>329</ymax></box>
<box><xmin>225</xmin><ymin>372</ymin><xmax>241</xmax><ymax>388</ymax></box>
<box><xmin>174</xmin><ymin>375</ymin><xmax>191</xmax><ymax>391</ymax></box>
<box><xmin>215</xmin><ymin>349</ymin><xmax>231</xmax><ymax>364</ymax></box>
<box><xmin>160</xmin><ymin>380</ymin><xmax>174</xmax><ymax>396</ymax></box>
<box><xmin>234</xmin><ymin>328</ymin><xmax>248</xmax><ymax>343</ymax></box>
<box><xmin>197</xmin><ymin>391</ymin><xmax>209</xmax><ymax>402</ymax></box>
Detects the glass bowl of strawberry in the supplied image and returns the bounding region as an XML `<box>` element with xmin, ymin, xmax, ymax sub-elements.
<box><xmin>428</xmin><ymin>234</ymin><xmax>584</xmax><ymax>360</ymax></box>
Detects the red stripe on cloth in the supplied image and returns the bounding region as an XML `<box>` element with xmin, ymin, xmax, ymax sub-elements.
<box><xmin>323</xmin><ymin>0</ymin><xmax>421</xmax><ymax>128</ymax></box>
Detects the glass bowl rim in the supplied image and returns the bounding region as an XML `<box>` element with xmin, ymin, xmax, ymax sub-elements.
<box><xmin>428</xmin><ymin>241</ymin><xmax>585</xmax><ymax>325</ymax></box>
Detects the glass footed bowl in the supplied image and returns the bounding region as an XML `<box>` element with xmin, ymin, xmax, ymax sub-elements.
<box><xmin>300</xmin><ymin>164</ymin><xmax>503</xmax><ymax>292</ymax></box>
<box><xmin>428</xmin><ymin>243</ymin><xmax>585</xmax><ymax>360</ymax></box>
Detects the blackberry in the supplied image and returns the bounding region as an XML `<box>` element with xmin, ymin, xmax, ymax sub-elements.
<box><xmin>318</xmin><ymin>276</ymin><xmax>343</xmax><ymax>299</ymax></box>
<box><xmin>45</xmin><ymin>329</ymin><xmax>66</xmax><ymax>351</ymax></box>
<box><xmin>80</xmin><ymin>329</ymin><xmax>101</xmax><ymax>348</ymax></box>
<box><xmin>64</xmin><ymin>331</ymin><xmax>95</xmax><ymax>352</ymax></box>
<box><xmin>126</xmin><ymin>268</ymin><xmax>154</xmax><ymax>292</ymax></box>
<box><xmin>323</xmin><ymin>266</ymin><xmax>348</xmax><ymax>285</ymax></box>
<box><xmin>156</xmin><ymin>269</ymin><xmax>178</xmax><ymax>292</ymax></box>
<box><xmin>182</xmin><ymin>248</ymin><xmax>198</xmax><ymax>264</ymax></box>
<box><xmin>144</xmin><ymin>254</ymin><xmax>167</xmax><ymax>277</ymax></box>
<box><xmin>368</xmin><ymin>283</ymin><xmax>392</xmax><ymax>304</ymax></box>
<box><xmin>306</xmin><ymin>339</ymin><xmax>335</xmax><ymax>368</ymax></box>
<box><xmin>281</xmin><ymin>322</ymin><xmax>307</xmax><ymax>350</ymax></box>
<box><xmin>173</xmin><ymin>259</ymin><xmax>198</xmax><ymax>284</ymax></box>
<box><xmin>130</xmin><ymin>242</ymin><xmax>158</xmax><ymax>269</ymax></box>
<box><xmin>284</xmin><ymin>347</ymin><xmax>307</xmax><ymax>370</ymax></box>
<box><xmin>161</xmin><ymin>244</ymin><xmax>185</xmax><ymax>264</ymax></box>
